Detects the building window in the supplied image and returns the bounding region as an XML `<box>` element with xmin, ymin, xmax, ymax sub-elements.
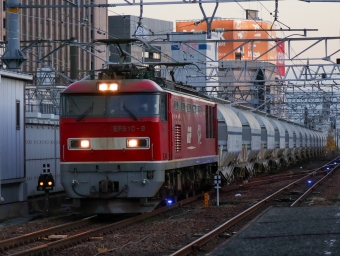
<box><xmin>187</xmin><ymin>104</ymin><xmax>191</xmax><ymax>112</ymax></box>
<box><xmin>143</xmin><ymin>52</ymin><xmax>149</xmax><ymax>58</ymax></box>
<box><xmin>3</xmin><ymin>36</ymin><xmax>6</xmax><ymax>42</ymax></box>
<box><xmin>16</xmin><ymin>100</ymin><xmax>20</xmax><ymax>130</ymax></box>
<box><xmin>153</xmin><ymin>52</ymin><xmax>161</xmax><ymax>60</ymax></box>
<box><xmin>3</xmin><ymin>18</ymin><xmax>6</xmax><ymax>29</ymax></box>
<box><xmin>3</xmin><ymin>1</ymin><xmax>6</xmax><ymax>11</ymax></box>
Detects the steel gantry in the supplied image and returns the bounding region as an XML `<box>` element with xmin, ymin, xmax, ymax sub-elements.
<box><xmin>5</xmin><ymin>0</ymin><xmax>340</xmax><ymax>132</ymax></box>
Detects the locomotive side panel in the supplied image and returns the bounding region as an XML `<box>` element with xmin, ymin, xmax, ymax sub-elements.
<box><xmin>170</xmin><ymin>94</ymin><xmax>217</xmax><ymax>161</ymax></box>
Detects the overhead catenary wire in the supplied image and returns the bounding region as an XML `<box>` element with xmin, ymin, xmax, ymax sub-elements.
<box><xmin>3</xmin><ymin>0</ymin><xmax>338</xmax><ymax>123</ymax></box>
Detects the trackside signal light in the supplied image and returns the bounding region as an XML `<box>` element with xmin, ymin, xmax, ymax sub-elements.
<box><xmin>37</xmin><ymin>174</ymin><xmax>55</xmax><ymax>191</ymax></box>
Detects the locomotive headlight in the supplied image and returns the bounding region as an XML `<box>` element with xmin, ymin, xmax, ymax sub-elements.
<box><xmin>98</xmin><ymin>82</ymin><xmax>118</xmax><ymax>91</ymax></box>
<box><xmin>126</xmin><ymin>138</ymin><xmax>149</xmax><ymax>148</ymax></box>
<box><xmin>80</xmin><ymin>140</ymin><xmax>90</xmax><ymax>148</ymax></box>
<box><xmin>127</xmin><ymin>139</ymin><xmax>138</xmax><ymax>147</ymax></box>
<box><xmin>39</xmin><ymin>181</ymin><xmax>44</xmax><ymax>186</ymax></box>
<box><xmin>69</xmin><ymin>139</ymin><xmax>91</xmax><ymax>149</ymax></box>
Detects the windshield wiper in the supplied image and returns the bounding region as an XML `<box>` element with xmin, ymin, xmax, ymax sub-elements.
<box><xmin>77</xmin><ymin>102</ymin><xmax>93</xmax><ymax>122</ymax></box>
<box><xmin>123</xmin><ymin>104</ymin><xmax>138</xmax><ymax>121</ymax></box>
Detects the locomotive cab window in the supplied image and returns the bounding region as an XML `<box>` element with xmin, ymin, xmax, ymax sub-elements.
<box><xmin>60</xmin><ymin>95</ymin><xmax>106</xmax><ymax>118</ymax></box>
<box><xmin>60</xmin><ymin>93</ymin><xmax>163</xmax><ymax>119</ymax></box>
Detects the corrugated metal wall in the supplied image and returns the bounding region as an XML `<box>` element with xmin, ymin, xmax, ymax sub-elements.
<box><xmin>25</xmin><ymin>118</ymin><xmax>62</xmax><ymax>196</ymax></box>
<box><xmin>0</xmin><ymin>76</ymin><xmax>25</xmax><ymax>180</ymax></box>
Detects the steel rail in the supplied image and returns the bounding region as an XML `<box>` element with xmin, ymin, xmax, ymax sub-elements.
<box><xmin>169</xmin><ymin>156</ymin><xmax>340</xmax><ymax>256</ymax></box>
<box><xmin>171</xmin><ymin>162</ymin><xmax>336</xmax><ymax>256</ymax></box>
<box><xmin>169</xmin><ymin>172</ymin><xmax>315</xmax><ymax>256</ymax></box>
<box><xmin>0</xmin><ymin>215</ymin><xmax>97</xmax><ymax>252</ymax></box>
<box><xmin>2</xmin><ymin>175</ymin><xmax>291</xmax><ymax>255</ymax></box>
<box><xmin>6</xmin><ymin>156</ymin><xmax>340</xmax><ymax>255</ymax></box>
<box><xmin>7</xmin><ymin>194</ymin><xmax>201</xmax><ymax>256</ymax></box>
<box><xmin>291</xmin><ymin>164</ymin><xmax>340</xmax><ymax>207</ymax></box>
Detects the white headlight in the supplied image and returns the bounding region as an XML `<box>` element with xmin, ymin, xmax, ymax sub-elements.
<box><xmin>80</xmin><ymin>140</ymin><xmax>90</xmax><ymax>148</ymax></box>
<box><xmin>109</xmin><ymin>83</ymin><xmax>118</xmax><ymax>90</ymax></box>
<box><xmin>127</xmin><ymin>139</ymin><xmax>138</xmax><ymax>147</ymax></box>
<box><xmin>98</xmin><ymin>83</ymin><xmax>118</xmax><ymax>91</ymax></box>
<box><xmin>126</xmin><ymin>138</ymin><xmax>149</xmax><ymax>148</ymax></box>
<box><xmin>99</xmin><ymin>83</ymin><xmax>108</xmax><ymax>91</ymax></box>
<box><xmin>69</xmin><ymin>139</ymin><xmax>90</xmax><ymax>149</ymax></box>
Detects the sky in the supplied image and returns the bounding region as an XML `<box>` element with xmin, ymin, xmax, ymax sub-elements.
<box><xmin>108</xmin><ymin>0</ymin><xmax>339</xmax><ymax>37</ymax></box>
<box><xmin>108</xmin><ymin>0</ymin><xmax>340</xmax><ymax>63</ymax></box>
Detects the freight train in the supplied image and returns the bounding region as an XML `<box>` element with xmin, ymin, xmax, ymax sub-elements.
<box><xmin>59</xmin><ymin>64</ymin><xmax>325</xmax><ymax>214</ymax></box>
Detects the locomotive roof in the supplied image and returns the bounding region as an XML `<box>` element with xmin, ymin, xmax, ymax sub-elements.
<box><xmin>61</xmin><ymin>79</ymin><xmax>165</xmax><ymax>94</ymax></box>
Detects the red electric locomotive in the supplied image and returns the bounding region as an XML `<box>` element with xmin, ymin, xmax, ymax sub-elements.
<box><xmin>60</xmin><ymin>64</ymin><xmax>218</xmax><ymax>213</ymax></box>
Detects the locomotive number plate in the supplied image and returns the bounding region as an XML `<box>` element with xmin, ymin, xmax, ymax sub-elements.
<box><xmin>113</xmin><ymin>126</ymin><xmax>146</xmax><ymax>132</ymax></box>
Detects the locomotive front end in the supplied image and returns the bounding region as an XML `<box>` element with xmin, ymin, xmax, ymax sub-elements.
<box><xmin>60</xmin><ymin>78</ymin><xmax>170</xmax><ymax>213</ymax></box>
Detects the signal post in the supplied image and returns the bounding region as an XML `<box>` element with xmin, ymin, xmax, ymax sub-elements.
<box><xmin>214</xmin><ymin>175</ymin><xmax>221</xmax><ymax>206</ymax></box>
<box><xmin>37</xmin><ymin>173</ymin><xmax>55</xmax><ymax>216</ymax></box>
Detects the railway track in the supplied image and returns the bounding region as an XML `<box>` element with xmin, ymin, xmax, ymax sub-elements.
<box><xmin>169</xmin><ymin>156</ymin><xmax>340</xmax><ymax>256</ymax></box>
<box><xmin>1</xmin><ymin>156</ymin><xmax>336</xmax><ymax>255</ymax></box>
<box><xmin>0</xmin><ymin>195</ymin><xmax>203</xmax><ymax>255</ymax></box>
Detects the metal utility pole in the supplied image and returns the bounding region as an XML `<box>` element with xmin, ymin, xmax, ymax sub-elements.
<box><xmin>1</xmin><ymin>0</ymin><xmax>27</xmax><ymax>69</ymax></box>
<box><xmin>70</xmin><ymin>38</ymin><xmax>78</xmax><ymax>81</ymax></box>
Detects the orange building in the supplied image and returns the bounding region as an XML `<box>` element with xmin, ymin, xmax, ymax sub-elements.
<box><xmin>176</xmin><ymin>19</ymin><xmax>278</xmax><ymax>63</ymax></box>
